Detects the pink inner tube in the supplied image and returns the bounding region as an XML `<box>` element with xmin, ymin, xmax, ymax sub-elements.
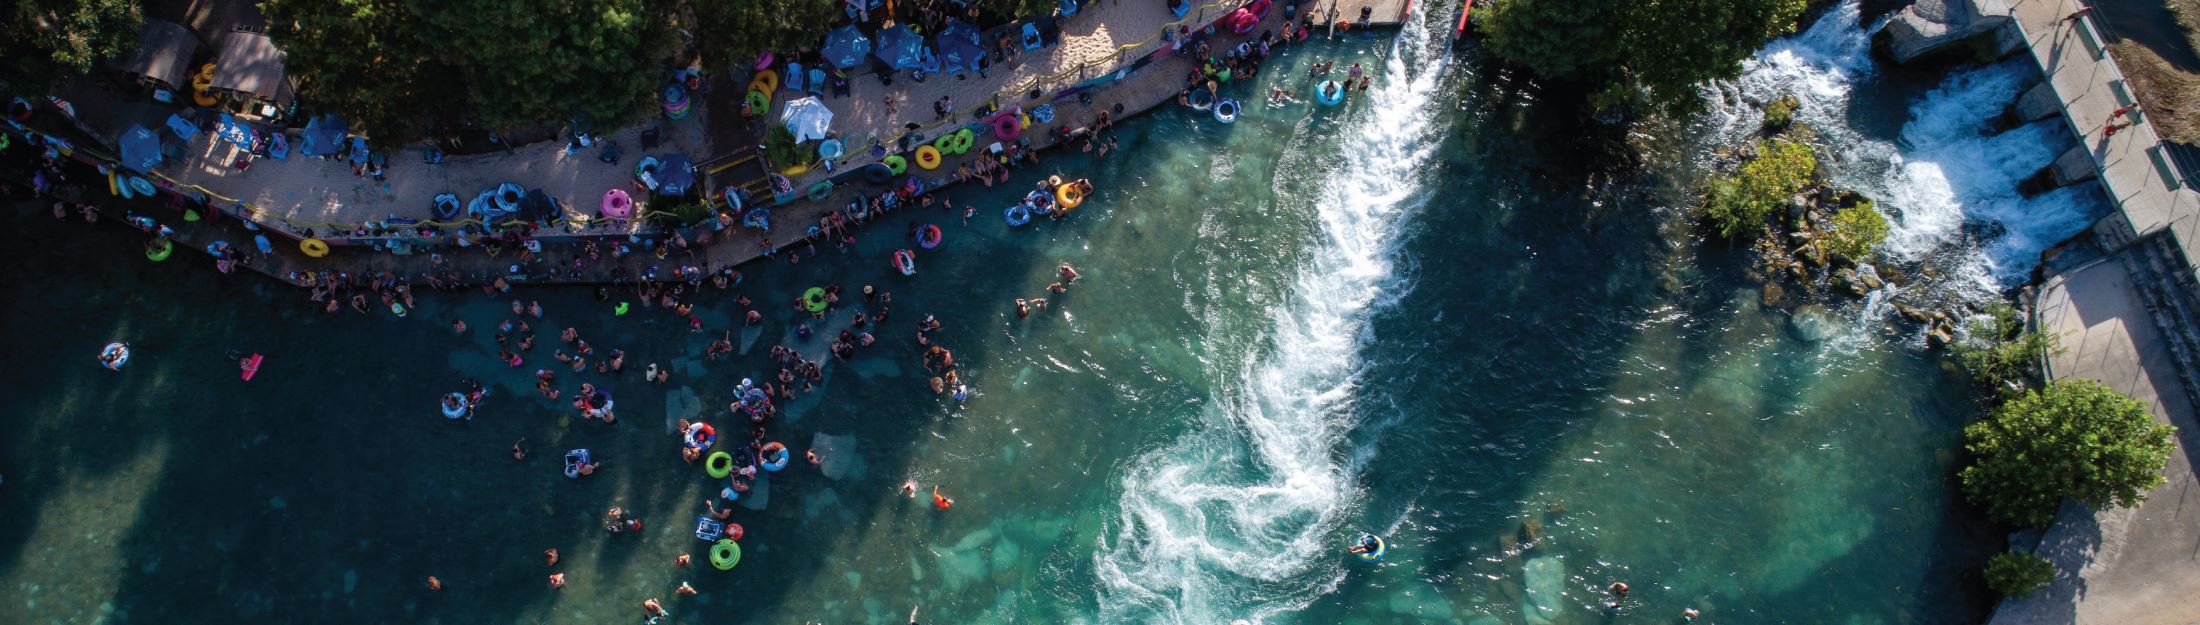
<box><xmin>754</xmin><ymin>52</ymin><xmax>777</xmax><ymax>71</ymax></box>
<box><xmin>993</xmin><ymin>114</ymin><xmax>1021</xmax><ymax>140</ymax></box>
<box><xmin>602</xmin><ymin>189</ymin><xmax>634</xmax><ymax>219</ymax></box>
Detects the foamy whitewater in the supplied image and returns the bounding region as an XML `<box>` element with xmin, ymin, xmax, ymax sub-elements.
<box><xmin>1091</xmin><ymin>9</ymin><xmax>1451</xmax><ymax>625</ymax></box>
<box><xmin>1710</xmin><ymin>0</ymin><xmax>2104</xmax><ymax>293</ymax></box>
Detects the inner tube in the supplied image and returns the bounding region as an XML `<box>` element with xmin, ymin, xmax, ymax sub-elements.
<box><xmin>953</xmin><ymin>128</ymin><xmax>976</xmax><ymax>153</ymax></box>
<box><xmin>705</xmin><ymin>451</ymin><xmax>734</xmax><ymax>479</ymax></box>
<box><xmin>1032</xmin><ymin>103</ymin><xmax>1056</xmax><ymax>123</ymax></box>
<box><xmin>893</xmin><ymin>249</ymin><xmax>917</xmax><ymax>276</ymax></box>
<box><xmin>759</xmin><ymin>442</ymin><xmax>790</xmax><ymax>472</ymax></box>
<box><xmin>146</xmin><ymin>240</ymin><xmax>173</xmax><ymax>262</ymax></box>
<box><xmin>432</xmin><ymin>193</ymin><xmax>461</xmax><ymax>221</ymax></box>
<box><xmin>710</xmin><ymin>538</ymin><xmax>742</xmax><ymax>570</ymax></box>
<box><xmin>440</xmin><ymin>392</ymin><xmax>468</xmax><ymax>420</ymax></box>
<box><xmin>300</xmin><ymin>238</ymin><xmax>330</xmax><ymax>258</ymax></box>
<box><xmin>801</xmin><ymin>287</ymin><xmax>829</xmax><ymax>313</ymax></box>
<box><xmin>1188</xmin><ymin>88</ymin><xmax>1215</xmax><ymax>111</ymax></box>
<box><xmin>495</xmin><ymin>183</ymin><xmax>524</xmax><ymax>211</ymax></box>
<box><xmin>99</xmin><ymin>342</ymin><xmax>129</xmax><ymax>370</ymax></box>
<box><xmin>1354</xmin><ymin>534</ymin><xmax>1386</xmax><ymax>562</ymax></box>
<box><xmin>1056</xmin><ymin>184</ymin><xmax>1085</xmax><ymax>210</ymax></box>
<box><xmin>564</xmin><ymin>448</ymin><xmax>593</xmax><ymax>479</ymax></box>
<box><xmin>685</xmin><ymin>422</ymin><xmax>718</xmax><ymax>449</ymax></box>
<box><xmin>914</xmin><ymin>145</ymin><xmax>942</xmax><ymax>170</ymax></box>
<box><xmin>862</xmin><ymin>163</ymin><xmax>894</xmax><ymax>184</ymax></box>
<box><xmin>807</xmin><ymin>180</ymin><xmax>833</xmax><ymax>202</ymax></box>
<box><xmin>127</xmin><ymin>176</ymin><xmax>155</xmax><ymax>197</ymax></box>
<box><xmin>751</xmin><ymin>69</ymin><xmax>780</xmax><ymax>94</ymax></box>
<box><xmin>1317</xmin><ymin>80</ymin><xmax>1345</xmax><ymax>106</ymax></box>
<box><xmin>1004</xmin><ymin>203</ymin><xmax>1033</xmax><ymax>227</ymax></box>
<box><xmin>918</xmin><ymin>224</ymin><xmax>942</xmax><ymax>249</ymax></box>
<box><xmin>745</xmin><ymin>90</ymin><xmax>770</xmax><ymax>114</ymax></box>
<box><xmin>993</xmin><ymin>114</ymin><xmax>1021</xmax><ymax>140</ymax></box>
<box><xmin>882</xmin><ymin>154</ymin><xmax>908</xmax><ymax>175</ymax></box>
<box><xmin>819</xmin><ymin>138</ymin><xmax>843</xmax><ymax>160</ymax></box>
<box><xmin>1214</xmin><ymin>98</ymin><xmax>1240</xmax><ymax>124</ymax></box>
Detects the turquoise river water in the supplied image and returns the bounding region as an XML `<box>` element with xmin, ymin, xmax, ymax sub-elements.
<box><xmin>2</xmin><ymin>4</ymin><xmax>2059</xmax><ymax>624</ymax></box>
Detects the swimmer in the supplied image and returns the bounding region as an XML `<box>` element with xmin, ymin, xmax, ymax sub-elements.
<box><xmin>1682</xmin><ymin>608</ymin><xmax>1700</xmax><ymax>622</ymax></box>
<box><xmin>643</xmin><ymin>598</ymin><xmax>665</xmax><ymax>616</ymax></box>
<box><xmin>511</xmin><ymin>300</ymin><xmax>524</xmax><ymax>315</ymax></box>
<box><xmin>807</xmin><ymin>449</ymin><xmax>822</xmax><ymax>465</ymax></box>
<box><xmin>1348</xmin><ymin>534</ymin><xmax>1380</xmax><ymax>554</ymax></box>
<box><xmin>425</xmin><ymin>576</ymin><xmax>443</xmax><ymax>591</ymax></box>
<box><xmin>932</xmin><ymin>485</ymin><xmax>953</xmax><ymax>510</ymax></box>
<box><xmin>901</xmin><ymin>480</ymin><xmax>919</xmax><ymax>497</ymax></box>
<box><xmin>675</xmin><ymin>553</ymin><xmax>692</xmax><ymax>567</ymax></box>
<box><xmin>1059</xmin><ymin>263</ymin><xmax>1080</xmax><ymax>283</ymax></box>
<box><xmin>707</xmin><ymin>500</ymin><xmax>733</xmax><ymax>521</ymax></box>
<box><xmin>544</xmin><ymin>547</ymin><xmax>559</xmax><ymax>566</ymax></box>
<box><xmin>451</xmin><ymin>319</ymin><xmax>467</xmax><ymax>334</ymax></box>
<box><xmin>512</xmin><ymin>438</ymin><xmax>527</xmax><ymax>460</ymax></box>
<box><xmin>528</xmin><ymin>301</ymin><xmax>543</xmax><ymax>318</ymax></box>
<box><xmin>548</xmin><ymin>572</ymin><xmax>565</xmax><ymax>589</ymax></box>
<box><xmin>1608</xmin><ymin>581</ymin><xmax>1628</xmax><ymax>610</ymax></box>
<box><xmin>1015</xmin><ymin>298</ymin><xmax>1031</xmax><ymax>319</ymax></box>
<box><xmin>677</xmin><ymin>582</ymin><xmax>698</xmax><ymax>596</ymax></box>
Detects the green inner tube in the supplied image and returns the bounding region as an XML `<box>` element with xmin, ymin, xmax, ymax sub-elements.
<box><xmin>807</xmin><ymin>180</ymin><xmax>833</xmax><ymax>201</ymax></box>
<box><xmin>705</xmin><ymin>451</ymin><xmax>734</xmax><ymax>479</ymax></box>
<box><xmin>614</xmin><ymin>302</ymin><xmax>630</xmax><ymax>316</ymax></box>
<box><xmin>883</xmin><ymin>154</ymin><xmax>908</xmax><ymax>175</ymax></box>
<box><xmin>745</xmin><ymin>90</ymin><xmax>770</xmax><ymax>113</ymax></box>
<box><xmin>934</xmin><ymin>133</ymin><xmax>958</xmax><ymax>153</ymax></box>
<box><xmin>146</xmin><ymin>241</ymin><xmax>173</xmax><ymax>262</ymax></box>
<box><xmin>710</xmin><ymin>539</ymin><xmax>741</xmax><ymax>570</ymax></box>
<box><xmin>954</xmin><ymin>128</ymin><xmax>975</xmax><ymax>153</ymax></box>
<box><xmin>801</xmin><ymin>287</ymin><xmax>829</xmax><ymax>313</ymax></box>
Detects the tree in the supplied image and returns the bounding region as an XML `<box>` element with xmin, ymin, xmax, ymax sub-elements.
<box><xmin>1704</xmin><ymin>138</ymin><xmax>1815</xmax><ymax>238</ymax></box>
<box><xmin>1960</xmin><ymin>379</ymin><xmax>2177</xmax><ymax>527</ymax></box>
<box><xmin>1952</xmin><ymin>303</ymin><xmax>2060</xmax><ymax>396</ymax></box>
<box><xmin>1983</xmin><ymin>552</ymin><xmax>2054</xmax><ymax>597</ymax></box>
<box><xmin>0</xmin><ymin>0</ymin><xmax>143</xmax><ymax>90</ymax></box>
<box><xmin>1478</xmin><ymin>0</ymin><xmax>1810</xmax><ymax>116</ymax></box>
<box><xmin>687</xmin><ymin>0</ymin><xmax>837</xmax><ymax>79</ymax></box>
<box><xmin>1820</xmin><ymin>201</ymin><xmax>1889</xmax><ymax>260</ymax></box>
<box><xmin>263</xmin><ymin>0</ymin><xmax>679</xmax><ymax>145</ymax></box>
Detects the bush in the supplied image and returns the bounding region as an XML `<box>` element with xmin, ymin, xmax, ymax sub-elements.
<box><xmin>1820</xmin><ymin>201</ymin><xmax>1889</xmax><ymax>261</ymax></box>
<box><xmin>1763</xmin><ymin>94</ymin><xmax>1799</xmax><ymax>132</ymax></box>
<box><xmin>1983</xmin><ymin>552</ymin><xmax>2055</xmax><ymax>596</ymax></box>
<box><xmin>762</xmin><ymin>125</ymin><xmax>806</xmax><ymax>172</ymax></box>
<box><xmin>1953</xmin><ymin>304</ymin><xmax>2060</xmax><ymax>395</ymax></box>
<box><xmin>1705</xmin><ymin>139</ymin><xmax>1817</xmax><ymax>238</ymax></box>
<box><xmin>1961</xmin><ymin>379</ymin><xmax>2177</xmax><ymax>527</ymax></box>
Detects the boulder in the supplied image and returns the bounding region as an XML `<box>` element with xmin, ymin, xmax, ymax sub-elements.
<box><xmin>1893</xmin><ymin>301</ymin><xmax>1934</xmax><ymax>324</ymax></box>
<box><xmin>1875</xmin><ymin>0</ymin><xmax>2013</xmax><ymax>64</ymax></box>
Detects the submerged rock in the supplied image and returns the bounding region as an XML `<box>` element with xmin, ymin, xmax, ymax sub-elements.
<box><xmin>1521</xmin><ymin>555</ymin><xmax>1567</xmax><ymax>625</ymax></box>
<box><xmin>1788</xmin><ymin>305</ymin><xmax>1841</xmax><ymax>343</ymax></box>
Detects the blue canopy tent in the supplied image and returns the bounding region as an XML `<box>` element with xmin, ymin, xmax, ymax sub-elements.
<box><xmin>822</xmin><ymin>25</ymin><xmax>873</xmax><ymax>70</ymax></box>
<box><xmin>118</xmin><ymin>124</ymin><xmax>162</xmax><ymax>172</ymax></box>
<box><xmin>873</xmin><ymin>24</ymin><xmax>927</xmax><ymax>70</ymax></box>
<box><xmin>654</xmin><ymin>155</ymin><xmax>695</xmax><ymax>196</ymax></box>
<box><xmin>938</xmin><ymin>20</ymin><xmax>987</xmax><ymax>76</ymax></box>
<box><xmin>299</xmin><ymin>115</ymin><xmax>348</xmax><ymax>156</ymax></box>
<box><xmin>938</xmin><ymin>19</ymin><xmax>982</xmax><ymax>47</ymax></box>
<box><xmin>215</xmin><ymin>113</ymin><xmax>257</xmax><ymax>148</ymax></box>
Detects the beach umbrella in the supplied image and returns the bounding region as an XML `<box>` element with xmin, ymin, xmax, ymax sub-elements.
<box><xmin>299</xmin><ymin>114</ymin><xmax>348</xmax><ymax>156</ymax></box>
<box><xmin>215</xmin><ymin>113</ymin><xmax>257</xmax><ymax>148</ymax></box>
<box><xmin>349</xmin><ymin>136</ymin><xmax>369</xmax><ymax>165</ymax></box>
<box><xmin>939</xmin><ymin>19</ymin><xmax>982</xmax><ymax>47</ymax></box>
<box><xmin>655</xmin><ymin>155</ymin><xmax>695</xmax><ymax>196</ymax></box>
<box><xmin>164</xmin><ymin>113</ymin><xmax>199</xmax><ymax>141</ymax></box>
<box><xmin>118</xmin><ymin>124</ymin><xmax>162</xmax><ymax>172</ymax></box>
<box><xmin>822</xmin><ymin>25</ymin><xmax>873</xmax><ymax>70</ymax></box>
<box><xmin>938</xmin><ymin>33</ymin><xmax>986</xmax><ymax>75</ymax></box>
<box><xmin>779</xmin><ymin>96</ymin><xmax>835</xmax><ymax>143</ymax></box>
<box><xmin>873</xmin><ymin>24</ymin><xmax>926</xmax><ymax>70</ymax></box>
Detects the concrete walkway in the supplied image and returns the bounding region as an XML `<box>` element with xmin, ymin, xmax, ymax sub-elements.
<box><xmin>1993</xmin><ymin>257</ymin><xmax>2200</xmax><ymax>625</ymax></box>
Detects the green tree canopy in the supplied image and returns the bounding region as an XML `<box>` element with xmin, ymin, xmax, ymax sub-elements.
<box><xmin>1983</xmin><ymin>551</ymin><xmax>2054</xmax><ymax>597</ymax></box>
<box><xmin>687</xmin><ymin>0</ymin><xmax>836</xmax><ymax>76</ymax></box>
<box><xmin>0</xmin><ymin>0</ymin><xmax>143</xmax><ymax>90</ymax></box>
<box><xmin>263</xmin><ymin>0</ymin><xmax>679</xmax><ymax>145</ymax></box>
<box><xmin>1960</xmin><ymin>379</ymin><xmax>2177</xmax><ymax>527</ymax></box>
<box><xmin>1704</xmin><ymin>138</ymin><xmax>1815</xmax><ymax>238</ymax></box>
<box><xmin>1820</xmin><ymin>201</ymin><xmax>1889</xmax><ymax>260</ymax></box>
<box><xmin>1477</xmin><ymin>0</ymin><xmax>1809</xmax><ymax>115</ymax></box>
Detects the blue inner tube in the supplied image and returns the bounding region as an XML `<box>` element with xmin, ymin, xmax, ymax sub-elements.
<box><xmin>440</xmin><ymin>392</ymin><xmax>468</xmax><ymax>420</ymax></box>
<box><xmin>100</xmin><ymin>343</ymin><xmax>129</xmax><ymax>370</ymax></box>
<box><xmin>564</xmin><ymin>448</ymin><xmax>592</xmax><ymax>478</ymax></box>
<box><xmin>1004</xmin><ymin>203</ymin><xmax>1033</xmax><ymax>227</ymax></box>
<box><xmin>760</xmin><ymin>447</ymin><xmax>790</xmax><ymax>472</ymax></box>
<box><xmin>894</xmin><ymin>249</ymin><xmax>916</xmax><ymax>275</ymax></box>
<box><xmin>432</xmin><ymin>193</ymin><xmax>461</xmax><ymax>220</ymax></box>
<box><xmin>1214</xmin><ymin>99</ymin><xmax>1240</xmax><ymax>124</ymax></box>
<box><xmin>1317</xmin><ymin>80</ymin><xmax>1345</xmax><ymax>106</ymax></box>
<box><xmin>1032</xmin><ymin>104</ymin><xmax>1056</xmax><ymax>124</ymax></box>
<box><xmin>918</xmin><ymin>224</ymin><xmax>942</xmax><ymax>249</ymax></box>
<box><xmin>1188</xmin><ymin>88</ymin><xmax>1214</xmax><ymax>111</ymax></box>
<box><xmin>495</xmin><ymin>183</ymin><xmax>523</xmax><ymax>211</ymax></box>
<box><xmin>863</xmin><ymin>163</ymin><xmax>894</xmax><ymax>184</ymax></box>
<box><xmin>1354</xmin><ymin>534</ymin><xmax>1386</xmax><ymax>562</ymax></box>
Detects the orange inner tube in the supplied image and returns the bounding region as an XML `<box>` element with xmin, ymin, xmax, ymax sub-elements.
<box><xmin>1056</xmin><ymin>184</ymin><xmax>1084</xmax><ymax>209</ymax></box>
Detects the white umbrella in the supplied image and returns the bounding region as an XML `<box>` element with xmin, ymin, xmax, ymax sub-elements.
<box><xmin>779</xmin><ymin>96</ymin><xmax>835</xmax><ymax>143</ymax></box>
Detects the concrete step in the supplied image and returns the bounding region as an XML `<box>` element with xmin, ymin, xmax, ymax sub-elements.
<box><xmin>2118</xmin><ymin>234</ymin><xmax>2200</xmax><ymax>411</ymax></box>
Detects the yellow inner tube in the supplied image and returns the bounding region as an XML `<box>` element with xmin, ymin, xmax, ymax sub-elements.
<box><xmin>915</xmin><ymin>145</ymin><xmax>942</xmax><ymax>170</ymax></box>
<box><xmin>1057</xmin><ymin>184</ymin><xmax>1084</xmax><ymax>209</ymax></box>
<box><xmin>705</xmin><ymin>451</ymin><xmax>734</xmax><ymax>478</ymax></box>
<box><xmin>751</xmin><ymin>69</ymin><xmax>780</xmax><ymax>94</ymax></box>
<box><xmin>299</xmin><ymin>238</ymin><xmax>331</xmax><ymax>258</ymax></box>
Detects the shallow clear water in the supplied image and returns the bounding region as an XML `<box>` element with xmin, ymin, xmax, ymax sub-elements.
<box><xmin>1</xmin><ymin>6</ymin><xmax>2011</xmax><ymax>625</ymax></box>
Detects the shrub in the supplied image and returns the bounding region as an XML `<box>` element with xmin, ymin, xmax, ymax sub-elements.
<box><xmin>1983</xmin><ymin>552</ymin><xmax>2055</xmax><ymax>596</ymax></box>
<box><xmin>1763</xmin><ymin>94</ymin><xmax>1799</xmax><ymax>132</ymax></box>
<box><xmin>1953</xmin><ymin>304</ymin><xmax>2060</xmax><ymax>395</ymax></box>
<box><xmin>1705</xmin><ymin>139</ymin><xmax>1818</xmax><ymax>238</ymax></box>
<box><xmin>1961</xmin><ymin>379</ymin><xmax>2177</xmax><ymax>527</ymax></box>
<box><xmin>1820</xmin><ymin>200</ymin><xmax>1889</xmax><ymax>261</ymax></box>
<box><xmin>762</xmin><ymin>125</ymin><xmax>806</xmax><ymax>171</ymax></box>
